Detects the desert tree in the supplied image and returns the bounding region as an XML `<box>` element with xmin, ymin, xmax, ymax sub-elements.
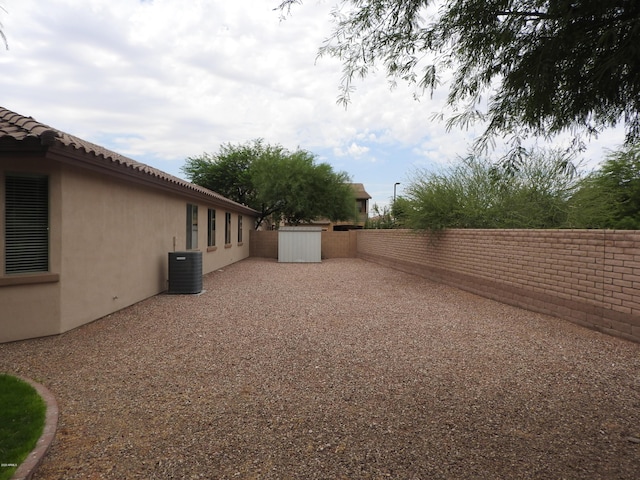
<box><xmin>568</xmin><ymin>143</ymin><xmax>640</xmax><ymax>229</ymax></box>
<box><xmin>402</xmin><ymin>148</ymin><xmax>582</xmax><ymax>230</ymax></box>
<box><xmin>278</xmin><ymin>1</ymin><xmax>640</xmax><ymax>154</ymax></box>
<box><xmin>182</xmin><ymin>139</ymin><xmax>355</xmax><ymax>228</ymax></box>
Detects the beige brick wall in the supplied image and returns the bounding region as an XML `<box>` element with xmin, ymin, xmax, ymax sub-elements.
<box><xmin>250</xmin><ymin>230</ymin><xmax>278</xmax><ymax>258</ymax></box>
<box><xmin>250</xmin><ymin>230</ymin><xmax>357</xmax><ymax>259</ymax></box>
<box><xmin>321</xmin><ymin>231</ymin><xmax>358</xmax><ymax>258</ymax></box>
<box><xmin>357</xmin><ymin>229</ymin><xmax>640</xmax><ymax>344</ymax></box>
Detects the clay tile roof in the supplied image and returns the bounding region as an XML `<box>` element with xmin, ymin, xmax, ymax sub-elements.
<box><xmin>0</xmin><ymin>106</ymin><xmax>257</xmax><ymax>214</ymax></box>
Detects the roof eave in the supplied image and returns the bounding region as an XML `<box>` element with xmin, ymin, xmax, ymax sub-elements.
<box><xmin>46</xmin><ymin>143</ymin><xmax>258</xmax><ymax>216</ymax></box>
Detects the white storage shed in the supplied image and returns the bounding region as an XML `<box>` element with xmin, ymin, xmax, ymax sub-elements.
<box><xmin>278</xmin><ymin>227</ymin><xmax>322</xmax><ymax>263</ymax></box>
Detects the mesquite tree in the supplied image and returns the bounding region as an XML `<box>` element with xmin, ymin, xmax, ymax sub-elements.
<box><xmin>279</xmin><ymin>1</ymin><xmax>640</xmax><ymax>151</ymax></box>
<box><xmin>182</xmin><ymin>139</ymin><xmax>355</xmax><ymax>228</ymax></box>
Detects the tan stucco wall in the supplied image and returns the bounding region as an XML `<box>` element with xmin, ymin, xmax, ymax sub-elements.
<box><xmin>1</xmin><ymin>156</ymin><xmax>254</xmax><ymax>343</ymax></box>
<box><xmin>58</xmin><ymin>165</ymin><xmax>179</xmax><ymax>332</ymax></box>
<box><xmin>0</xmin><ymin>158</ymin><xmax>63</xmax><ymax>342</ymax></box>
<box><xmin>202</xmin><ymin>212</ymin><xmax>251</xmax><ymax>274</ymax></box>
<box><xmin>0</xmin><ymin>281</ymin><xmax>62</xmax><ymax>341</ymax></box>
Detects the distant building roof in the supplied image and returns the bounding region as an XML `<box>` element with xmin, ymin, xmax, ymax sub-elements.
<box><xmin>0</xmin><ymin>106</ymin><xmax>257</xmax><ymax>215</ymax></box>
<box><xmin>351</xmin><ymin>183</ymin><xmax>371</xmax><ymax>200</ymax></box>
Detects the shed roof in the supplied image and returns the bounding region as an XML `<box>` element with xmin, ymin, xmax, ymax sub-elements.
<box><xmin>0</xmin><ymin>106</ymin><xmax>257</xmax><ymax>215</ymax></box>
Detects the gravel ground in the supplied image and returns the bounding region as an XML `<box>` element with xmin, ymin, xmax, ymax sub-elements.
<box><xmin>1</xmin><ymin>257</ymin><xmax>639</xmax><ymax>479</ymax></box>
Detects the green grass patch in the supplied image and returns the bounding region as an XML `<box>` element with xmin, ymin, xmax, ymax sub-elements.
<box><xmin>0</xmin><ymin>374</ymin><xmax>46</xmax><ymax>480</ymax></box>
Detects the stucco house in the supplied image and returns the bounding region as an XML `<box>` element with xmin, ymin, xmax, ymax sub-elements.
<box><xmin>333</xmin><ymin>182</ymin><xmax>371</xmax><ymax>230</ymax></box>
<box><xmin>0</xmin><ymin>106</ymin><xmax>257</xmax><ymax>343</ymax></box>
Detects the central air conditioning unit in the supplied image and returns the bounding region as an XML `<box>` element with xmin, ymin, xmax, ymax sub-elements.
<box><xmin>168</xmin><ymin>251</ymin><xmax>203</xmax><ymax>294</ymax></box>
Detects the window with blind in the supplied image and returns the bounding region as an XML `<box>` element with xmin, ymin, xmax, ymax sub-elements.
<box><xmin>5</xmin><ymin>174</ymin><xmax>49</xmax><ymax>274</ymax></box>
<box><xmin>225</xmin><ymin>212</ymin><xmax>231</xmax><ymax>245</ymax></box>
<box><xmin>186</xmin><ymin>203</ymin><xmax>198</xmax><ymax>250</ymax></box>
<box><xmin>207</xmin><ymin>208</ymin><xmax>216</xmax><ymax>247</ymax></box>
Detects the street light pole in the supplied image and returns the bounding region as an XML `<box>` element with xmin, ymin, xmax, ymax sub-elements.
<box><xmin>393</xmin><ymin>182</ymin><xmax>400</xmax><ymax>202</ymax></box>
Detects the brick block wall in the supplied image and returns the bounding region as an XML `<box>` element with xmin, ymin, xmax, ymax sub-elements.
<box><xmin>249</xmin><ymin>230</ymin><xmax>357</xmax><ymax>259</ymax></box>
<box><xmin>357</xmin><ymin>229</ymin><xmax>640</xmax><ymax>343</ymax></box>
<box><xmin>321</xmin><ymin>231</ymin><xmax>357</xmax><ymax>258</ymax></box>
<box><xmin>250</xmin><ymin>230</ymin><xmax>278</xmax><ymax>258</ymax></box>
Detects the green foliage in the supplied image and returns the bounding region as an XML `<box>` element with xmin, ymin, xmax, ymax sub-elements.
<box><xmin>568</xmin><ymin>144</ymin><xmax>640</xmax><ymax>229</ymax></box>
<box><xmin>404</xmin><ymin>158</ymin><xmax>498</xmax><ymax>230</ymax></box>
<box><xmin>0</xmin><ymin>374</ymin><xmax>46</xmax><ymax>480</ymax></box>
<box><xmin>181</xmin><ymin>139</ymin><xmax>354</xmax><ymax>228</ymax></box>
<box><xmin>403</xmin><ymin>143</ymin><xmax>640</xmax><ymax>231</ymax></box>
<box><xmin>251</xmin><ymin>148</ymin><xmax>355</xmax><ymax>225</ymax></box>
<box><xmin>365</xmin><ymin>203</ymin><xmax>394</xmax><ymax>229</ymax></box>
<box><xmin>391</xmin><ymin>196</ymin><xmax>410</xmax><ymax>227</ymax></box>
<box><xmin>365</xmin><ymin>197</ymin><xmax>411</xmax><ymax>229</ymax></box>
<box><xmin>403</xmin><ymin>149</ymin><xmax>581</xmax><ymax>230</ymax></box>
<box><xmin>182</xmin><ymin>139</ymin><xmax>266</xmax><ymax>206</ymax></box>
<box><xmin>280</xmin><ymin>0</ymin><xmax>640</xmax><ymax>146</ymax></box>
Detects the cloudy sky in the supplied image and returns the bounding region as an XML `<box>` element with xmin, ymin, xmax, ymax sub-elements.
<box><xmin>0</xmin><ymin>0</ymin><xmax>628</xmax><ymax>209</ymax></box>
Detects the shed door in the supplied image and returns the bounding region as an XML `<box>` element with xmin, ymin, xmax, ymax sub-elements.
<box><xmin>278</xmin><ymin>229</ymin><xmax>321</xmax><ymax>263</ymax></box>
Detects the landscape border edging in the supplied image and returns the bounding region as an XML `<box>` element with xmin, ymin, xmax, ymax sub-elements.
<box><xmin>11</xmin><ymin>377</ymin><xmax>59</xmax><ymax>480</ymax></box>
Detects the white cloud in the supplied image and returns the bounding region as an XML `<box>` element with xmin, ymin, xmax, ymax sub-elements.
<box><xmin>347</xmin><ymin>142</ymin><xmax>370</xmax><ymax>157</ymax></box>
<box><xmin>0</xmin><ymin>0</ymin><xmax>629</xmax><ymax>208</ymax></box>
<box><xmin>333</xmin><ymin>142</ymin><xmax>371</xmax><ymax>158</ymax></box>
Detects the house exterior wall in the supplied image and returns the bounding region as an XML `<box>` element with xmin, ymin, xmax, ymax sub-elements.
<box><xmin>357</xmin><ymin>229</ymin><xmax>640</xmax><ymax>344</ymax></box>
<box><xmin>1</xmin><ymin>157</ymin><xmax>254</xmax><ymax>343</ymax></box>
<box><xmin>57</xmin><ymin>164</ymin><xmax>180</xmax><ymax>333</ymax></box>
<box><xmin>0</xmin><ymin>158</ymin><xmax>63</xmax><ymax>340</ymax></box>
<box><xmin>202</xmin><ymin>210</ymin><xmax>250</xmax><ymax>274</ymax></box>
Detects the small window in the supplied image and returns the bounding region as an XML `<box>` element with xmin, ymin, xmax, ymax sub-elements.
<box><xmin>237</xmin><ymin>215</ymin><xmax>243</xmax><ymax>243</ymax></box>
<box><xmin>207</xmin><ymin>208</ymin><xmax>216</xmax><ymax>247</ymax></box>
<box><xmin>186</xmin><ymin>204</ymin><xmax>198</xmax><ymax>249</ymax></box>
<box><xmin>5</xmin><ymin>174</ymin><xmax>49</xmax><ymax>274</ymax></box>
<box><xmin>225</xmin><ymin>212</ymin><xmax>231</xmax><ymax>245</ymax></box>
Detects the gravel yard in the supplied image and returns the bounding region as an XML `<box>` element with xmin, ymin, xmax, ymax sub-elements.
<box><xmin>1</xmin><ymin>257</ymin><xmax>639</xmax><ymax>479</ymax></box>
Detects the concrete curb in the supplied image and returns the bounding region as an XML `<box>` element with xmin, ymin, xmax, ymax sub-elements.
<box><xmin>11</xmin><ymin>377</ymin><xmax>59</xmax><ymax>480</ymax></box>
